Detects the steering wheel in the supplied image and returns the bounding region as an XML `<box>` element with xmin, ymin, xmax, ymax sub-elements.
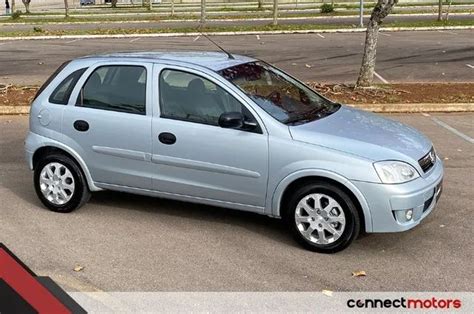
<box><xmin>266</xmin><ymin>91</ymin><xmax>282</xmax><ymax>104</ymax></box>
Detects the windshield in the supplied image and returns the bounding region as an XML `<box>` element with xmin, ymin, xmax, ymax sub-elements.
<box><xmin>219</xmin><ymin>61</ymin><xmax>340</xmax><ymax>125</ymax></box>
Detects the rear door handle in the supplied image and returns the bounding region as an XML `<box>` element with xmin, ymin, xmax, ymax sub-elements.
<box><xmin>158</xmin><ymin>132</ymin><xmax>176</xmax><ymax>145</ymax></box>
<box><xmin>74</xmin><ymin>120</ymin><xmax>89</xmax><ymax>132</ymax></box>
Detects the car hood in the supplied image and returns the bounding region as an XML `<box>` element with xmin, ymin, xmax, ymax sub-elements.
<box><xmin>289</xmin><ymin>106</ymin><xmax>432</xmax><ymax>162</ymax></box>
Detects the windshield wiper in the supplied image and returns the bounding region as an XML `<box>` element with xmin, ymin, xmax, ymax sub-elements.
<box><xmin>284</xmin><ymin>106</ymin><xmax>327</xmax><ymax>124</ymax></box>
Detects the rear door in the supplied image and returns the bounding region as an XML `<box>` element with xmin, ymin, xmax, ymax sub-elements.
<box><xmin>62</xmin><ymin>61</ymin><xmax>153</xmax><ymax>189</ymax></box>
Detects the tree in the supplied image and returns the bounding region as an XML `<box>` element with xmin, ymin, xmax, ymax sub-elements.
<box><xmin>64</xmin><ymin>0</ymin><xmax>68</xmax><ymax>17</ymax></box>
<box><xmin>170</xmin><ymin>0</ymin><xmax>174</xmax><ymax>16</ymax></box>
<box><xmin>21</xmin><ymin>0</ymin><xmax>30</xmax><ymax>13</ymax></box>
<box><xmin>258</xmin><ymin>0</ymin><xmax>263</xmax><ymax>10</ymax></box>
<box><xmin>111</xmin><ymin>0</ymin><xmax>117</xmax><ymax>8</ymax></box>
<box><xmin>200</xmin><ymin>0</ymin><xmax>206</xmax><ymax>24</ymax></box>
<box><xmin>272</xmin><ymin>0</ymin><xmax>278</xmax><ymax>26</ymax></box>
<box><xmin>11</xmin><ymin>0</ymin><xmax>15</xmax><ymax>13</ymax></box>
<box><xmin>356</xmin><ymin>0</ymin><xmax>398</xmax><ymax>87</ymax></box>
<box><xmin>444</xmin><ymin>0</ymin><xmax>452</xmax><ymax>21</ymax></box>
<box><xmin>438</xmin><ymin>0</ymin><xmax>443</xmax><ymax>21</ymax></box>
<box><xmin>148</xmin><ymin>0</ymin><xmax>152</xmax><ymax>11</ymax></box>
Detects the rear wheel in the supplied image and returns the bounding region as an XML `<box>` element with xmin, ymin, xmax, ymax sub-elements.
<box><xmin>34</xmin><ymin>154</ymin><xmax>90</xmax><ymax>213</ymax></box>
<box><xmin>283</xmin><ymin>182</ymin><xmax>360</xmax><ymax>253</ymax></box>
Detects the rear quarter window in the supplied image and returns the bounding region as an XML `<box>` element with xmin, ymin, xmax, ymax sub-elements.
<box><xmin>33</xmin><ymin>60</ymin><xmax>71</xmax><ymax>101</ymax></box>
<box><xmin>49</xmin><ymin>68</ymin><xmax>87</xmax><ymax>105</ymax></box>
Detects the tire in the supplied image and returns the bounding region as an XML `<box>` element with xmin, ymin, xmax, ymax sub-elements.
<box><xmin>283</xmin><ymin>181</ymin><xmax>360</xmax><ymax>253</ymax></box>
<box><xmin>34</xmin><ymin>153</ymin><xmax>90</xmax><ymax>213</ymax></box>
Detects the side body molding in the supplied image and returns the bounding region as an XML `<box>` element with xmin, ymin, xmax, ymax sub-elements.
<box><xmin>151</xmin><ymin>154</ymin><xmax>261</xmax><ymax>178</ymax></box>
<box><xmin>269</xmin><ymin>169</ymin><xmax>373</xmax><ymax>232</ymax></box>
<box><xmin>92</xmin><ymin>146</ymin><xmax>150</xmax><ymax>162</ymax></box>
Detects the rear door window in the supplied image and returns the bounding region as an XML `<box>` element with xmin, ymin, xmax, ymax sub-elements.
<box><xmin>77</xmin><ymin>65</ymin><xmax>147</xmax><ymax>115</ymax></box>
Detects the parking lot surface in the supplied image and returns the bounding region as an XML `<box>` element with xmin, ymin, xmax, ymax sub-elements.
<box><xmin>1</xmin><ymin>30</ymin><xmax>473</xmax><ymax>85</ymax></box>
<box><xmin>0</xmin><ymin>113</ymin><xmax>473</xmax><ymax>292</ymax></box>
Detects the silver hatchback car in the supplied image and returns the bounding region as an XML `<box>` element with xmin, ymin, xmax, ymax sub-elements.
<box><xmin>25</xmin><ymin>52</ymin><xmax>443</xmax><ymax>253</ymax></box>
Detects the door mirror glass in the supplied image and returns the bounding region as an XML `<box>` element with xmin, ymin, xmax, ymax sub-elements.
<box><xmin>218</xmin><ymin>112</ymin><xmax>244</xmax><ymax>129</ymax></box>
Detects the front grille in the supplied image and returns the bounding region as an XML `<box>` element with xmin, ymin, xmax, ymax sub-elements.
<box><xmin>418</xmin><ymin>147</ymin><xmax>436</xmax><ymax>173</ymax></box>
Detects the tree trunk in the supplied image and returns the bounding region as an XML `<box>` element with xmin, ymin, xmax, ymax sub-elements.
<box><xmin>171</xmin><ymin>0</ymin><xmax>174</xmax><ymax>16</ymax></box>
<box><xmin>444</xmin><ymin>0</ymin><xmax>452</xmax><ymax>21</ymax></box>
<box><xmin>356</xmin><ymin>0</ymin><xmax>398</xmax><ymax>87</ymax></box>
<box><xmin>272</xmin><ymin>0</ymin><xmax>278</xmax><ymax>26</ymax></box>
<box><xmin>258</xmin><ymin>0</ymin><xmax>263</xmax><ymax>9</ymax></box>
<box><xmin>111</xmin><ymin>0</ymin><xmax>117</xmax><ymax>8</ymax></box>
<box><xmin>438</xmin><ymin>0</ymin><xmax>442</xmax><ymax>21</ymax></box>
<box><xmin>200</xmin><ymin>0</ymin><xmax>206</xmax><ymax>24</ymax></box>
<box><xmin>11</xmin><ymin>0</ymin><xmax>15</xmax><ymax>13</ymax></box>
<box><xmin>148</xmin><ymin>0</ymin><xmax>152</xmax><ymax>11</ymax></box>
<box><xmin>22</xmin><ymin>0</ymin><xmax>30</xmax><ymax>13</ymax></box>
<box><xmin>64</xmin><ymin>0</ymin><xmax>69</xmax><ymax>17</ymax></box>
<box><xmin>356</xmin><ymin>19</ymin><xmax>380</xmax><ymax>87</ymax></box>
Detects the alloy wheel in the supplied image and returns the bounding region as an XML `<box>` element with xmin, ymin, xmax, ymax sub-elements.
<box><xmin>39</xmin><ymin>162</ymin><xmax>75</xmax><ymax>205</ymax></box>
<box><xmin>294</xmin><ymin>193</ymin><xmax>346</xmax><ymax>244</ymax></box>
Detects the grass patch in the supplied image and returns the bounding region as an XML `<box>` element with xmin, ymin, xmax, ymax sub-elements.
<box><xmin>0</xmin><ymin>19</ymin><xmax>472</xmax><ymax>38</ymax></box>
<box><xmin>1</xmin><ymin>8</ymin><xmax>472</xmax><ymax>24</ymax></box>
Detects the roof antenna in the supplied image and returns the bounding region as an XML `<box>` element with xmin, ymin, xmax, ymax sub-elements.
<box><xmin>197</xmin><ymin>27</ymin><xmax>235</xmax><ymax>60</ymax></box>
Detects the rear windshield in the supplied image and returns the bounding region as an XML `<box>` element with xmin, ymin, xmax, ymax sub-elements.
<box><xmin>33</xmin><ymin>60</ymin><xmax>71</xmax><ymax>101</ymax></box>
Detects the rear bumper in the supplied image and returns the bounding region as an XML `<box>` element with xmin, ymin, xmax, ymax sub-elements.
<box><xmin>352</xmin><ymin>158</ymin><xmax>444</xmax><ymax>233</ymax></box>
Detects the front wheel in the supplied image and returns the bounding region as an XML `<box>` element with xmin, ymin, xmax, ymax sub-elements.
<box><xmin>283</xmin><ymin>182</ymin><xmax>360</xmax><ymax>253</ymax></box>
<box><xmin>34</xmin><ymin>154</ymin><xmax>90</xmax><ymax>213</ymax></box>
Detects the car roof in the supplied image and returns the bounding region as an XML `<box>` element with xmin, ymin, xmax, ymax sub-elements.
<box><xmin>80</xmin><ymin>51</ymin><xmax>257</xmax><ymax>71</ymax></box>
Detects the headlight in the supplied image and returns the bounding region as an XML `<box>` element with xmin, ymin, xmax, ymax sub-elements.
<box><xmin>373</xmin><ymin>161</ymin><xmax>420</xmax><ymax>184</ymax></box>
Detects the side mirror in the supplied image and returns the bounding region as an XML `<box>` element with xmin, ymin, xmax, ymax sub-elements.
<box><xmin>218</xmin><ymin>112</ymin><xmax>244</xmax><ymax>129</ymax></box>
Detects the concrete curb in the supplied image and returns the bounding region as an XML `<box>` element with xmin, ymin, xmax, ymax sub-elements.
<box><xmin>2</xmin><ymin>103</ymin><xmax>473</xmax><ymax>115</ymax></box>
<box><xmin>0</xmin><ymin>25</ymin><xmax>473</xmax><ymax>41</ymax></box>
<box><xmin>346</xmin><ymin>103</ymin><xmax>474</xmax><ymax>113</ymax></box>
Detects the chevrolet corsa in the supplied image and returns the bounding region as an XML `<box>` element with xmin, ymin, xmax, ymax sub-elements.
<box><xmin>25</xmin><ymin>52</ymin><xmax>443</xmax><ymax>253</ymax></box>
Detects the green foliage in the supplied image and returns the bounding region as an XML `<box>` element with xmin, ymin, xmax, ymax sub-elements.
<box><xmin>33</xmin><ymin>26</ymin><xmax>44</xmax><ymax>33</ymax></box>
<box><xmin>11</xmin><ymin>10</ymin><xmax>22</xmax><ymax>19</ymax></box>
<box><xmin>320</xmin><ymin>3</ymin><xmax>335</xmax><ymax>14</ymax></box>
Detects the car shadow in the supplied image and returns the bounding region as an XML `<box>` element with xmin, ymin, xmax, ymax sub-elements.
<box><xmin>85</xmin><ymin>190</ymin><xmax>298</xmax><ymax>248</ymax></box>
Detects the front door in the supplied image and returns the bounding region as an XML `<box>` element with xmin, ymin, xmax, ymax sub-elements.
<box><xmin>62</xmin><ymin>62</ymin><xmax>153</xmax><ymax>189</ymax></box>
<box><xmin>151</xmin><ymin>66</ymin><xmax>268</xmax><ymax>210</ymax></box>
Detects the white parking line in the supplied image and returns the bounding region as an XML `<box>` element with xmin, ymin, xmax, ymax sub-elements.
<box><xmin>374</xmin><ymin>71</ymin><xmax>389</xmax><ymax>84</ymax></box>
<box><xmin>429</xmin><ymin>116</ymin><xmax>474</xmax><ymax>144</ymax></box>
<box><xmin>316</xmin><ymin>33</ymin><xmax>325</xmax><ymax>38</ymax></box>
<box><xmin>129</xmin><ymin>38</ymin><xmax>141</xmax><ymax>43</ymax></box>
<box><xmin>437</xmin><ymin>30</ymin><xmax>458</xmax><ymax>35</ymax></box>
<box><xmin>379</xmin><ymin>32</ymin><xmax>391</xmax><ymax>37</ymax></box>
<box><xmin>466</xmin><ymin>64</ymin><xmax>474</xmax><ymax>69</ymax></box>
<box><xmin>66</xmin><ymin>38</ymin><xmax>82</xmax><ymax>44</ymax></box>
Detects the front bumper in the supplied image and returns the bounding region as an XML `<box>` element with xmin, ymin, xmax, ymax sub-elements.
<box><xmin>352</xmin><ymin>158</ymin><xmax>444</xmax><ymax>233</ymax></box>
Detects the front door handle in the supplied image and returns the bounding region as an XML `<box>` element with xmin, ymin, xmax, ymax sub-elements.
<box><xmin>158</xmin><ymin>132</ymin><xmax>176</xmax><ymax>145</ymax></box>
<box><xmin>74</xmin><ymin>120</ymin><xmax>89</xmax><ymax>132</ymax></box>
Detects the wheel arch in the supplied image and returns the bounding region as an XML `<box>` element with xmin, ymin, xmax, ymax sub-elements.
<box><xmin>271</xmin><ymin>170</ymin><xmax>373</xmax><ymax>233</ymax></box>
<box><xmin>32</xmin><ymin>144</ymin><xmax>102</xmax><ymax>192</ymax></box>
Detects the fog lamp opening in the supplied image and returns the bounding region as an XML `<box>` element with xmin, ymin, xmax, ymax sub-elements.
<box><xmin>405</xmin><ymin>209</ymin><xmax>414</xmax><ymax>221</ymax></box>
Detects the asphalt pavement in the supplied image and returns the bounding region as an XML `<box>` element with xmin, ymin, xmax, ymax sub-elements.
<box><xmin>0</xmin><ymin>113</ymin><xmax>473</xmax><ymax>292</ymax></box>
<box><xmin>1</xmin><ymin>30</ymin><xmax>473</xmax><ymax>86</ymax></box>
